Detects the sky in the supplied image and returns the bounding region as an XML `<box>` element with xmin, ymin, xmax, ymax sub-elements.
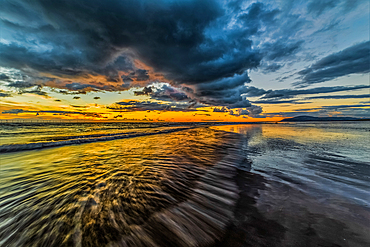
<box><xmin>0</xmin><ymin>0</ymin><xmax>369</xmax><ymax>122</ymax></box>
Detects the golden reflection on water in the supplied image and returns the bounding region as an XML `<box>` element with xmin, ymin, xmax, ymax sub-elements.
<box><xmin>212</xmin><ymin>122</ymin><xmax>366</xmax><ymax>144</ymax></box>
<box><xmin>0</xmin><ymin>127</ymin><xmax>234</xmax><ymax>246</ymax></box>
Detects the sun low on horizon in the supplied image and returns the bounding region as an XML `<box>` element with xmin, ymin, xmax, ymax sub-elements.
<box><xmin>0</xmin><ymin>0</ymin><xmax>369</xmax><ymax>122</ymax></box>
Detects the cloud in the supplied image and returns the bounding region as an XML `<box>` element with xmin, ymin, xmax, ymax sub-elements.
<box><xmin>307</xmin><ymin>0</ymin><xmax>361</xmax><ymax>16</ymax></box>
<box><xmin>0</xmin><ymin>0</ymin><xmax>285</xmax><ymax>108</ymax></box>
<box><xmin>307</xmin><ymin>0</ymin><xmax>338</xmax><ymax>16</ymax></box>
<box><xmin>0</xmin><ymin>90</ymin><xmax>12</xmax><ymax>97</ymax></box>
<box><xmin>23</xmin><ymin>89</ymin><xmax>48</xmax><ymax>97</ymax></box>
<box><xmin>261</xmin><ymin>85</ymin><xmax>370</xmax><ymax>99</ymax></box>
<box><xmin>305</xmin><ymin>94</ymin><xmax>370</xmax><ymax>100</ymax></box>
<box><xmin>7</xmin><ymin>80</ymin><xmax>35</xmax><ymax>88</ymax></box>
<box><xmin>262</xmin><ymin>40</ymin><xmax>304</xmax><ymax>62</ymax></box>
<box><xmin>314</xmin><ymin>19</ymin><xmax>342</xmax><ymax>34</ymax></box>
<box><xmin>58</xmin><ymin>90</ymin><xmax>87</xmax><ymax>95</ymax></box>
<box><xmin>261</xmin><ymin>63</ymin><xmax>284</xmax><ymax>73</ymax></box>
<box><xmin>253</xmin><ymin>99</ymin><xmax>311</xmax><ymax>104</ymax></box>
<box><xmin>242</xmin><ymin>86</ymin><xmax>268</xmax><ymax>97</ymax></box>
<box><xmin>229</xmin><ymin>105</ymin><xmax>263</xmax><ymax>116</ymax></box>
<box><xmin>264</xmin><ymin>104</ymin><xmax>370</xmax><ymax>118</ymax></box>
<box><xmin>70</xmin><ymin>105</ymin><xmax>88</xmax><ymax>108</ymax></box>
<box><xmin>6</xmin><ymin>81</ymin><xmax>49</xmax><ymax>96</ymax></box>
<box><xmin>240</xmin><ymin>84</ymin><xmax>370</xmax><ymax>101</ymax></box>
<box><xmin>294</xmin><ymin>41</ymin><xmax>370</xmax><ymax>87</ymax></box>
<box><xmin>271</xmin><ymin>103</ymin><xmax>370</xmax><ymax>118</ymax></box>
<box><xmin>0</xmin><ymin>73</ymin><xmax>11</xmax><ymax>81</ymax></box>
<box><xmin>213</xmin><ymin>107</ymin><xmax>228</xmax><ymax>112</ymax></box>
<box><xmin>134</xmin><ymin>86</ymin><xmax>153</xmax><ymax>96</ymax></box>
<box><xmin>134</xmin><ymin>84</ymin><xmax>190</xmax><ymax>102</ymax></box>
<box><xmin>2</xmin><ymin>109</ymin><xmax>76</xmax><ymax>114</ymax></box>
<box><xmin>2</xmin><ymin>108</ymin><xmax>107</xmax><ymax>118</ymax></box>
<box><xmin>296</xmin><ymin>104</ymin><xmax>370</xmax><ymax>111</ymax></box>
<box><xmin>110</xmin><ymin>100</ymin><xmax>202</xmax><ymax>112</ymax></box>
<box><xmin>0</xmin><ymin>0</ymin><xmax>367</xmax><ymax>109</ymax></box>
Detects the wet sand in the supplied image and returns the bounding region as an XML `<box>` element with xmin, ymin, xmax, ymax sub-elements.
<box><xmin>214</xmin><ymin>169</ymin><xmax>370</xmax><ymax>247</ymax></box>
<box><xmin>1</xmin><ymin>125</ymin><xmax>369</xmax><ymax>246</ymax></box>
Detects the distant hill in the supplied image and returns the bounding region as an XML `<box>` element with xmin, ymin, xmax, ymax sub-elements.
<box><xmin>280</xmin><ymin>115</ymin><xmax>363</xmax><ymax>122</ymax></box>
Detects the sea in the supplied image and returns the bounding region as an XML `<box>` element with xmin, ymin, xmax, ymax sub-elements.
<box><xmin>0</xmin><ymin>121</ymin><xmax>369</xmax><ymax>247</ymax></box>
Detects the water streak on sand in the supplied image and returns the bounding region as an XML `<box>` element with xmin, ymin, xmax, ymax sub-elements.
<box><xmin>0</xmin><ymin>128</ymin><xmax>243</xmax><ymax>246</ymax></box>
<box><xmin>108</xmin><ymin>145</ymin><xmax>244</xmax><ymax>247</ymax></box>
<box><xmin>0</xmin><ymin>127</ymin><xmax>193</xmax><ymax>153</ymax></box>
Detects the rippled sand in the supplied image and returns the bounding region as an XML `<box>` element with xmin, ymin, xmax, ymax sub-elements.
<box><xmin>0</xmin><ymin>127</ymin><xmax>243</xmax><ymax>246</ymax></box>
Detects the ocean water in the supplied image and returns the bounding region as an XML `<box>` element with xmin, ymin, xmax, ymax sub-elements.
<box><xmin>0</xmin><ymin>122</ymin><xmax>369</xmax><ymax>246</ymax></box>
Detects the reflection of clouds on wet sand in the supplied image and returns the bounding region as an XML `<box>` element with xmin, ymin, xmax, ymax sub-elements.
<box><xmin>212</xmin><ymin>122</ymin><xmax>370</xmax><ymax>246</ymax></box>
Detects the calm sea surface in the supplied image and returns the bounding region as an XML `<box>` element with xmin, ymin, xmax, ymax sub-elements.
<box><xmin>0</xmin><ymin>122</ymin><xmax>369</xmax><ymax>246</ymax></box>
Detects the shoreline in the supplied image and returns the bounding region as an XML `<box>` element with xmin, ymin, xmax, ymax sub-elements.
<box><xmin>1</xmin><ymin>125</ymin><xmax>369</xmax><ymax>246</ymax></box>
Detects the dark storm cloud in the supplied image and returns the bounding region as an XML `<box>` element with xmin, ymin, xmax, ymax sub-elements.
<box><xmin>0</xmin><ymin>0</ymin><xmax>224</xmax><ymax>84</ymax></box>
<box><xmin>134</xmin><ymin>84</ymin><xmax>189</xmax><ymax>102</ymax></box>
<box><xmin>133</xmin><ymin>70</ymin><xmax>149</xmax><ymax>82</ymax></box>
<box><xmin>0</xmin><ymin>0</ymin><xmax>285</xmax><ymax>107</ymax></box>
<box><xmin>121</xmin><ymin>70</ymin><xmax>150</xmax><ymax>84</ymax></box>
<box><xmin>294</xmin><ymin>41</ymin><xmax>370</xmax><ymax>87</ymax></box>
<box><xmin>110</xmin><ymin>101</ymin><xmax>201</xmax><ymax>112</ymax></box>
<box><xmin>191</xmin><ymin>73</ymin><xmax>254</xmax><ymax>108</ymax></box>
<box><xmin>152</xmin><ymin>85</ymin><xmax>189</xmax><ymax>102</ymax></box>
